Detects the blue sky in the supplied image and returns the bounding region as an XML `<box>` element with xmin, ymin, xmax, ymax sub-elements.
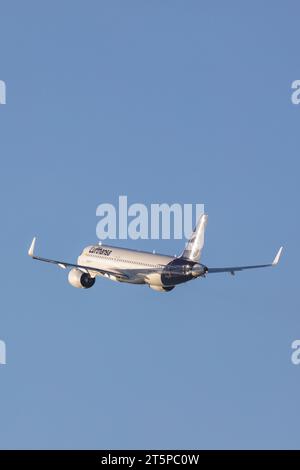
<box><xmin>0</xmin><ymin>1</ymin><xmax>299</xmax><ymax>449</ymax></box>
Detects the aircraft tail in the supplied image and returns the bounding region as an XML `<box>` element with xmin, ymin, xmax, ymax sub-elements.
<box><xmin>181</xmin><ymin>214</ymin><xmax>208</xmax><ymax>262</ymax></box>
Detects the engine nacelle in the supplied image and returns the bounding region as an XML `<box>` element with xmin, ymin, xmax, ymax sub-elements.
<box><xmin>68</xmin><ymin>268</ymin><xmax>95</xmax><ymax>289</ymax></box>
<box><xmin>149</xmin><ymin>285</ymin><xmax>175</xmax><ymax>292</ymax></box>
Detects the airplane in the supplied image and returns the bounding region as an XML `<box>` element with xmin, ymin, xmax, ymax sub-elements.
<box><xmin>28</xmin><ymin>214</ymin><xmax>283</xmax><ymax>292</ymax></box>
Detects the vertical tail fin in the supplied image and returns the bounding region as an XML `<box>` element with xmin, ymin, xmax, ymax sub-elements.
<box><xmin>181</xmin><ymin>214</ymin><xmax>208</xmax><ymax>262</ymax></box>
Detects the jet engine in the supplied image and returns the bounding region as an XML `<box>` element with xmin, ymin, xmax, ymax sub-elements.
<box><xmin>68</xmin><ymin>268</ymin><xmax>95</xmax><ymax>289</ymax></box>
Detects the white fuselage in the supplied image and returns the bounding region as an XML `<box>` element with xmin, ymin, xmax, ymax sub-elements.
<box><xmin>77</xmin><ymin>244</ymin><xmax>175</xmax><ymax>286</ymax></box>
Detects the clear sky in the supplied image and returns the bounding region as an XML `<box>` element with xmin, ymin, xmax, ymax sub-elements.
<box><xmin>0</xmin><ymin>0</ymin><xmax>299</xmax><ymax>449</ymax></box>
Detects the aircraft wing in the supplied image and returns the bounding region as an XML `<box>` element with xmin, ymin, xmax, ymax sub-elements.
<box><xmin>28</xmin><ymin>237</ymin><xmax>129</xmax><ymax>280</ymax></box>
<box><xmin>207</xmin><ymin>247</ymin><xmax>283</xmax><ymax>275</ymax></box>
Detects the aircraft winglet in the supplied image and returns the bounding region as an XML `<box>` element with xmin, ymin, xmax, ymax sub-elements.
<box><xmin>272</xmin><ymin>246</ymin><xmax>283</xmax><ymax>266</ymax></box>
<box><xmin>28</xmin><ymin>237</ymin><xmax>36</xmax><ymax>257</ymax></box>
